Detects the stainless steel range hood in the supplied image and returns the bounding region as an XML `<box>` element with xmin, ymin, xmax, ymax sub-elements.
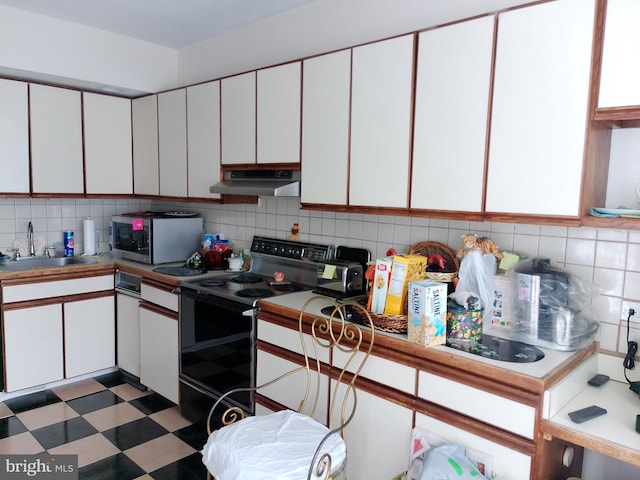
<box><xmin>210</xmin><ymin>169</ymin><xmax>300</xmax><ymax>197</ymax></box>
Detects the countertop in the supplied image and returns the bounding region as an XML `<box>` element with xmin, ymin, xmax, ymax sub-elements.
<box><xmin>258</xmin><ymin>290</ymin><xmax>594</xmax><ymax>387</ymax></box>
<box><xmin>0</xmin><ymin>252</ymin><xmax>228</xmax><ymax>286</ymax></box>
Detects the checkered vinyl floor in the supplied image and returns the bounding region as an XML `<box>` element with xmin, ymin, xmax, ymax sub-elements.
<box><xmin>0</xmin><ymin>372</ymin><xmax>209</xmax><ymax>479</ymax></box>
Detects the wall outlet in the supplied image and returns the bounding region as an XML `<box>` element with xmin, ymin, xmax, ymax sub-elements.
<box><xmin>621</xmin><ymin>301</ymin><xmax>640</xmax><ymax>323</ymax></box>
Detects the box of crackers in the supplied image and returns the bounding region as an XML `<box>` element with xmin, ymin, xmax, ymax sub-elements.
<box><xmin>407</xmin><ymin>279</ymin><xmax>447</xmax><ymax>347</ymax></box>
<box><xmin>384</xmin><ymin>254</ymin><xmax>428</xmax><ymax>315</ymax></box>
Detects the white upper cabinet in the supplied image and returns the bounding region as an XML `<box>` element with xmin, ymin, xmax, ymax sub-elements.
<box><xmin>187</xmin><ymin>81</ymin><xmax>221</xmax><ymax>199</ymax></box>
<box><xmin>257</xmin><ymin>62</ymin><xmax>301</xmax><ymax>165</ymax></box>
<box><xmin>411</xmin><ymin>16</ymin><xmax>495</xmax><ymax>213</ymax></box>
<box><xmin>84</xmin><ymin>93</ymin><xmax>133</xmax><ymax>195</ymax></box>
<box><xmin>301</xmin><ymin>50</ymin><xmax>351</xmax><ymax>205</ymax></box>
<box><xmin>158</xmin><ymin>89</ymin><xmax>188</xmax><ymax>197</ymax></box>
<box><xmin>132</xmin><ymin>95</ymin><xmax>159</xmax><ymax>196</ymax></box>
<box><xmin>486</xmin><ymin>0</ymin><xmax>595</xmax><ymax>217</ymax></box>
<box><xmin>0</xmin><ymin>79</ymin><xmax>29</xmax><ymax>194</ymax></box>
<box><xmin>349</xmin><ymin>35</ymin><xmax>414</xmax><ymax>208</ymax></box>
<box><xmin>599</xmin><ymin>0</ymin><xmax>640</xmax><ymax>108</ymax></box>
<box><xmin>221</xmin><ymin>72</ymin><xmax>256</xmax><ymax>165</ymax></box>
<box><xmin>30</xmin><ymin>84</ymin><xmax>84</xmax><ymax>194</ymax></box>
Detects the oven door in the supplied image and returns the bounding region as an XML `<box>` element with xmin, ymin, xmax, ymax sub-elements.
<box><xmin>179</xmin><ymin>287</ymin><xmax>256</xmax><ymax>419</ymax></box>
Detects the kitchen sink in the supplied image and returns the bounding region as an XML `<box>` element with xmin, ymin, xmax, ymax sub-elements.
<box><xmin>0</xmin><ymin>256</ymin><xmax>97</xmax><ymax>272</ymax></box>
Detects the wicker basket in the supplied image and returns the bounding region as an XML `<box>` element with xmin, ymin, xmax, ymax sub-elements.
<box><xmin>354</xmin><ymin>297</ymin><xmax>408</xmax><ymax>333</ymax></box>
<box><xmin>369</xmin><ymin>313</ymin><xmax>408</xmax><ymax>333</ymax></box>
<box><xmin>407</xmin><ymin>241</ymin><xmax>460</xmax><ymax>273</ymax></box>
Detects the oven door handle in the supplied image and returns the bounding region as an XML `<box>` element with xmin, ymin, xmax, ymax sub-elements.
<box><xmin>243</xmin><ymin>308</ymin><xmax>257</xmax><ymax>317</ymax></box>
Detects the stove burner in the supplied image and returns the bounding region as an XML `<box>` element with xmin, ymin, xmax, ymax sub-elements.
<box><xmin>198</xmin><ymin>279</ymin><xmax>228</xmax><ymax>288</ymax></box>
<box><xmin>236</xmin><ymin>288</ymin><xmax>273</xmax><ymax>298</ymax></box>
<box><xmin>229</xmin><ymin>274</ymin><xmax>263</xmax><ymax>284</ymax></box>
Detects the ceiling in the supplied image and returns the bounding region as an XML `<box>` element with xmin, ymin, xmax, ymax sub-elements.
<box><xmin>0</xmin><ymin>0</ymin><xmax>318</xmax><ymax>48</ymax></box>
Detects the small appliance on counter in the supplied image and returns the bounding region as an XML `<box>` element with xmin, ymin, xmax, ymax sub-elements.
<box><xmin>314</xmin><ymin>259</ymin><xmax>365</xmax><ymax>298</ymax></box>
<box><xmin>111</xmin><ymin>211</ymin><xmax>203</xmax><ymax>264</ymax></box>
<box><xmin>510</xmin><ymin>258</ymin><xmax>598</xmax><ymax>351</ymax></box>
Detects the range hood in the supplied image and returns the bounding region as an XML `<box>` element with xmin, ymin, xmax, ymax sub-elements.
<box><xmin>210</xmin><ymin>169</ymin><xmax>300</xmax><ymax>197</ymax></box>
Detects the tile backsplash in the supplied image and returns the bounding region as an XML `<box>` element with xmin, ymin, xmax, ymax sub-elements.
<box><xmin>1</xmin><ymin>196</ymin><xmax>638</xmax><ymax>368</ymax></box>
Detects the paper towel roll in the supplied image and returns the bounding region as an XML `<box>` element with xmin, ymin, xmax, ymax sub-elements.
<box><xmin>83</xmin><ymin>217</ymin><xmax>96</xmax><ymax>255</ymax></box>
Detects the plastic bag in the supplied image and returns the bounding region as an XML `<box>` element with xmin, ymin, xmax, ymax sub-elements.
<box><xmin>507</xmin><ymin>258</ymin><xmax>600</xmax><ymax>351</ymax></box>
<box><xmin>418</xmin><ymin>444</ymin><xmax>486</xmax><ymax>480</ymax></box>
<box><xmin>450</xmin><ymin>249</ymin><xmax>495</xmax><ymax>311</ymax></box>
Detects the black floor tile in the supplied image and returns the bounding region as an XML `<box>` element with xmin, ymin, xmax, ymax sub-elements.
<box><xmin>3</xmin><ymin>390</ymin><xmax>61</xmax><ymax>414</ymax></box>
<box><xmin>150</xmin><ymin>451</ymin><xmax>207</xmax><ymax>480</ymax></box>
<box><xmin>92</xmin><ymin>371</ymin><xmax>126</xmax><ymax>388</ymax></box>
<box><xmin>67</xmin><ymin>390</ymin><xmax>123</xmax><ymax>415</ymax></box>
<box><xmin>128</xmin><ymin>392</ymin><xmax>175</xmax><ymax>415</ymax></box>
<box><xmin>78</xmin><ymin>452</ymin><xmax>145</xmax><ymax>480</ymax></box>
<box><xmin>31</xmin><ymin>417</ymin><xmax>98</xmax><ymax>450</ymax></box>
<box><xmin>172</xmin><ymin>422</ymin><xmax>209</xmax><ymax>450</ymax></box>
<box><xmin>101</xmin><ymin>417</ymin><xmax>168</xmax><ymax>451</ymax></box>
<box><xmin>0</xmin><ymin>415</ymin><xmax>28</xmax><ymax>438</ymax></box>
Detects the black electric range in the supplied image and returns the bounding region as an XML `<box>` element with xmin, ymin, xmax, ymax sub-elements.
<box><xmin>180</xmin><ymin>235</ymin><xmax>334</xmax><ymax>306</ymax></box>
<box><xmin>177</xmin><ymin>236</ymin><xmax>334</xmax><ymax>422</ymax></box>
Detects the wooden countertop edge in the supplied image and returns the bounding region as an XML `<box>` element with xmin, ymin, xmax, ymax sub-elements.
<box><xmin>0</xmin><ymin>258</ymin><xmax>184</xmax><ymax>288</ymax></box>
<box><xmin>0</xmin><ymin>262</ymin><xmax>114</xmax><ymax>284</ymax></box>
<box><xmin>539</xmin><ymin>419</ymin><xmax>640</xmax><ymax>468</ymax></box>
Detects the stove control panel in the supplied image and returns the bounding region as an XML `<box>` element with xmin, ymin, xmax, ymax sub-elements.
<box><xmin>250</xmin><ymin>236</ymin><xmax>332</xmax><ymax>261</ymax></box>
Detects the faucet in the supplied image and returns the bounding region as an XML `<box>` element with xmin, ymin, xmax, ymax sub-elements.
<box><xmin>27</xmin><ymin>221</ymin><xmax>35</xmax><ymax>256</ymax></box>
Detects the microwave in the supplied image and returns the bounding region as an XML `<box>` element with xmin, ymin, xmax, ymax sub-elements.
<box><xmin>112</xmin><ymin>213</ymin><xmax>203</xmax><ymax>264</ymax></box>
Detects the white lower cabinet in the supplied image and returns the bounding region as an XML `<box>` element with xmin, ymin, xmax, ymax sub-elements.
<box><xmin>64</xmin><ymin>296</ymin><xmax>115</xmax><ymax>378</ymax></box>
<box><xmin>3</xmin><ymin>304</ymin><xmax>64</xmax><ymax>392</ymax></box>
<box><xmin>1</xmin><ymin>273</ymin><xmax>115</xmax><ymax>393</ymax></box>
<box><xmin>139</xmin><ymin>305</ymin><xmax>179</xmax><ymax>404</ymax></box>
<box><xmin>342</xmin><ymin>388</ymin><xmax>413</xmax><ymax>479</ymax></box>
<box><xmin>2</xmin><ymin>294</ymin><xmax>115</xmax><ymax>392</ymax></box>
<box><xmin>414</xmin><ymin>413</ymin><xmax>532</xmax><ymax>480</ymax></box>
<box><xmin>116</xmin><ymin>293</ymin><xmax>141</xmax><ymax>377</ymax></box>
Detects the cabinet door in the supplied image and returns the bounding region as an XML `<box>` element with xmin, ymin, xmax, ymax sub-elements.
<box><xmin>140</xmin><ymin>306</ymin><xmax>179</xmax><ymax>403</ymax></box>
<box><xmin>414</xmin><ymin>413</ymin><xmax>532</xmax><ymax>480</ymax></box>
<box><xmin>257</xmin><ymin>62</ymin><xmax>301</xmax><ymax>164</ymax></box>
<box><xmin>64</xmin><ymin>296</ymin><xmax>116</xmax><ymax>378</ymax></box>
<box><xmin>599</xmin><ymin>0</ymin><xmax>640</xmax><ymax>108</ymax></box>
<box><xmin>221</xmin><ymin>72</ymin><xmax>256</xmax><ymax>165</ymax></box>
<box><xmin>116</xmin><ymin>293</ymin><xmax>141</xmax><ymax>377</ymax></box>
<box><xmin>0</xmin><ymin>79</ymin><xmax>29</xmax><ymax>194</ymax></box>
<box><xmin>84</xmin><ymin>93</ymin><xmax>133</xmax><ymax>194</ymax></box>
<box><xmin>350</xmin><ymin>35</ymin><xmax>414</xmax><ymax>208</ymax></box>
<box><xmin>30</xmin><ymin>84</ymin><xmax>84</xmax><ymax>194</ymax></box>
<box><xmin>132</xmin><ymin>95</ymin><xmax>159</xmax><ymax>196</ymax></box>
<box><xmin>187</xmin><ymin>81</ymin><xmax>221</xmax><ymax>199</ymax></box>
<box><xmin>486</xmin><ymin>0</ymin><xmax>595</xmax><ymax>216</ymax></box>
<box><xmin>301</xmin><ymin>50</ymin><xmax>351</xmax><ymax>205</ymax></box>
<box><xmin>3</xmin><ymin>304</ymin><xmax>64</xmax><ymax>392</ymax></box>
<box><xmin>158</xmin><ymin>89</ymin><xmax>188</xmax><ymax>197</ymax></box>
<box><xmin>341</xmin><ymin>387</ymin><xmax>412</xmax><ymax>479</ymax></box>
<box><xmin>411</xmin><ymin>16</ymin><xmax>494</xmax><ymax>213</ymax></box>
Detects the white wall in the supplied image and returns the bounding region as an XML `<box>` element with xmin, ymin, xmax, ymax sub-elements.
<box><xmin>177</xmin><ymin>0</ymin><xmax>531</xmax><ymax>86</ymax></box>
<box><xmin>0</xmin><ymin>5</ymin><xmax>177</xmax><ymax>95</ymax></box>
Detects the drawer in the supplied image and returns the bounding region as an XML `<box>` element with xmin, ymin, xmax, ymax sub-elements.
<box><xmin>141</xmin><ymin>283</ymin><xmax>178</xmax><ymax>312</ymax></box>
<box><xmin>2</xmin><ymin>274</ymin><xmax>114</xmax><ymax>303</ymax></box>
<box><xmin>418</xmin><ymin>370</ymin><xmax>536</xmax><ymax>439</ymax></box>
<box><xmin>257</xmin><ymin>319</ymin><xmax>329</xmax><ymax>364</ymax></box>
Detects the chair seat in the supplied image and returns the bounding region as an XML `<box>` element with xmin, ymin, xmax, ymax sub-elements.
<box><xmin>202</xmin><ymin>409</ymin><xmax>347</xmax><ymax>480</ymax></box>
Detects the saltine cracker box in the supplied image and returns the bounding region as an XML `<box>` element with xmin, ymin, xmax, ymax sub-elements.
<box><xmin>384</xmin><ymin>254</ymin><xmax>428</xmax><ymax>315</ymax></box>
<box><xmin>371</xmin><ymin>256</ymin><xmax>393</xmax><ymax>313</ymax></box>
<box><xmin>407</xmin><ymin>279</ymin><xmax>447</xmax><ymax>347</ymax></box>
